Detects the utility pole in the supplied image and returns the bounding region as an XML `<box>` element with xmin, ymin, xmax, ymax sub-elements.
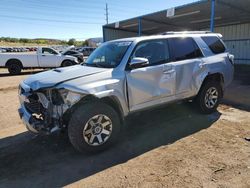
<box><xmin>105</xmin><ymin>3</ymin><xmax>109</xmax><ymax>24</ymax></box>
<box><xmin>210</xmin><ymin>0</ymin><xmax>215</xmax><ymax>32</ymax></box>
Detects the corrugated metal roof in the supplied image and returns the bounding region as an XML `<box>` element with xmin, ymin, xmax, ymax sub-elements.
<box><xmin>104</xmin><ymin>0</ymin><xmax>250</xmax><ymax>35</ymax></box>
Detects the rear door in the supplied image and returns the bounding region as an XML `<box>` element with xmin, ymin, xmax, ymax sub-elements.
<box><xmin>168</xmin><ymin>37</ymin><xmax>204</xmax><ymax>97</ymax></box>
<box><xmin>126</xmin><ymin>39</ymin><xmax>176</xmax><ymax>111</ymax></box>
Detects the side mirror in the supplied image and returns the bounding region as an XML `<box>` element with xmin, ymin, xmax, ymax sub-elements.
<box><xmin>129</xmin><ymin>57</ymin><xmax>149</xmax><ymax>69</ymax></box>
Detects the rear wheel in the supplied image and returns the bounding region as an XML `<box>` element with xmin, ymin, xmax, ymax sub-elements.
<box><xmin>7</xmin><ymin>62</ymin><xmax>22</xmax><ymax>75</ymax></box>
<box><xmin>68</xmin><ymin>102</ymin><xmax>121</xmax><ymax>153</ymax></box>
<box><xmin>196</xmin><ymin>81</ymin><xmax>222</xmax><ymax>114</ymax></box>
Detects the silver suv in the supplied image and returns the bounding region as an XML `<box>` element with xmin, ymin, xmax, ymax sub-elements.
<box><xmin>18</xmin><ymin>32</ymin><xmax>234</xmax><ymax>152</ymax></box>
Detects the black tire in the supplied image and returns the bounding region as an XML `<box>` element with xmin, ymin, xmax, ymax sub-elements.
<box><xmin>7</xmin><ymin>62</ymin><xmax>22</xmax><ymax>75</ymax></box>
<box><xmin>68</xmin><ymin>102</ymin><xmax>121</xmax><ymax>153</ymax></box>
<box><xmin>196</xmin><ymin>81</ymin><xmax>222</xmax><ymax>114</ymax></box>
<box><xmin>61</xmin><ymin>60</ymin><xmax>73</xmax><ymax>67</ymax></box>
<box><xmin>77</xmin><ymin>57</ymin><xmax>83</xmax><ymax>63</ymax></box>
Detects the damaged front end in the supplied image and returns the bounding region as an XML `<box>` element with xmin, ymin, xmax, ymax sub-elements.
<box><xmin>18</xmin><ymin>82</ymin><xmax>84</xmax><ymax>134</ymax></box>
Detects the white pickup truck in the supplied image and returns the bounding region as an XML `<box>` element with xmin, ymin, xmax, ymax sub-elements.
<box><xmin>0</xmin><ymin>47</ymin><xmax>78</xmax><ymax>74</ymax></box>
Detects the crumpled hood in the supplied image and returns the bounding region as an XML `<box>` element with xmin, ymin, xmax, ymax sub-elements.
<box><xmin>23</xmin><ymin>65</ymin><xmax>108</xmax><ymax>90</ymax></box>
<box><xmin>64</xmin><ymin>55</ymin><xmax>76</xmax><ymax>59</ymax></box>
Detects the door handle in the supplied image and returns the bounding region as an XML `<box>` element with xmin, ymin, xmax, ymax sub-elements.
<box><xmin>163</xmin><ymin>69</ymin><xmax>175</xmax><ymax>74</ymax></box>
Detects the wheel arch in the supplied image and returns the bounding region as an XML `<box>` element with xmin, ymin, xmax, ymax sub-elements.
<box><xmin>199</xmin><ymin>72</ymin><xmax>225</xmax><ymax>96</ymax></box>
<box><xmin>61</xmin><ymin>59</ymin><xmax>75</xmax><ymax>67</ymax></box>
<box><xmin>5</xmin><ymin>58</ymin><xmax>23</xmax><ymax>68</ymax></box>
<box><xmin>99</xmin><ymin>95</ymin><xmax>125</xmax><ymax>123</ymax></box>
<box><xmin>203</xmin><ymin>72</ymin><xmax>224</xmax><ymax>85</ymax></box>
<box><xmin>63</xmin><ymin>94</ymin><xmax>125</xmax><ymax>126</ymax></box>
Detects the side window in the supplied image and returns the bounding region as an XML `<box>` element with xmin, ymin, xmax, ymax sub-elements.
<box><xmin>42</xmin><ymin>48</ymin><xmax>57</xmax><ymax>55</ymax></box>
<box><xmin>201</xmin><ymin>36</ymin><xmax>226</xmax><ymax>54</ymax></box>
<box><xmin>169</xmin><ymin>37</ymin><xmax>203</xmax><ymax>61</ymax></box>
<box><xmin>131</xmin><ymin>40</ymin><xmax>170</xmax><ymax>66</ymax></box>
<box><xmin>70</xmin><ymin>51</ymin><xmax>76</xmax><ymax>55</ymax></box>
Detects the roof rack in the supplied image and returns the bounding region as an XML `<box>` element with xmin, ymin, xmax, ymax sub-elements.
<box><xmin>162</xmin><ymin>31</ymin><xmax>212</xmax><ymax>35</ymax></box>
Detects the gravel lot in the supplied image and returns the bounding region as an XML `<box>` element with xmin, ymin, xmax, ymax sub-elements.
<box><xmin>0</xmin><ymin>68</ymin><xmax>249</xmax><ymax>188</ymax></box>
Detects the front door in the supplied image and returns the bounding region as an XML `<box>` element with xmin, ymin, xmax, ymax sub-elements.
<box><xmin>126</xmin><ymin>39</ymin><xmax>176</xmax><ymax>112</ymax></box>
<box><xmin>38</xmin><ymin>48</ymin><xmax>60</xmax><ymax>67</ymax></box>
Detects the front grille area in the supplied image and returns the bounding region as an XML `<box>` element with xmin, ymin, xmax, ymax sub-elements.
<box><xmin>24</xmin><ymin>94</ymin><xmax>44</xmax><ymax>115</ymax></box>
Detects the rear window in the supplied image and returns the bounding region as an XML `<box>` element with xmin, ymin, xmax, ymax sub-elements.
<box><xmin>169</xmin><ymin>37</ymin><xmax>203</xmax><ymax>61</ymax></box>
<box><xmin>201</xmin><ymin>36</ymin><xmax>226</xmax><ymax>54</ymax></box>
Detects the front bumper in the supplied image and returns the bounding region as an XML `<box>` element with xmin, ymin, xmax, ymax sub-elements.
<box><xmin>18</xmin><ymin>82</ymin><xmax>44</xmax><ymax>134</ymax></box>
<box><xmin>18</xmin><ymin>105</ymin><xmax>39</xmax><ymax>133</ymax></box>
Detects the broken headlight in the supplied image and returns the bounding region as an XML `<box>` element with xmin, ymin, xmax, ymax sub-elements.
<box><xmin>53</xmin><ymin>89</ymin><xmax>83</xmax><ymax>106</ymax></box>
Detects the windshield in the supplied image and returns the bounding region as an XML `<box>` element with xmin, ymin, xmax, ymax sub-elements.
<box><xmin>84</xmin><ymin>41</ymin><xmax>131</xmax><ymax>68</ymax></box>
<box><xmin>42</xmin><ymin>48</ymin><xmax>59</xmax><ymax>55</ymax></box>
<box><xmin>61</xmin><ymin>45</ymin><xmax>75</xmax><ymax>54</ymax></box>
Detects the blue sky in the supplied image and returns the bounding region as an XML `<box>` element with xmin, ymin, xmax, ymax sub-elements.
<box><xmin>0</xmin><ymin>0</ymin><xmax>197</xmax><ymax>40</ymax></box>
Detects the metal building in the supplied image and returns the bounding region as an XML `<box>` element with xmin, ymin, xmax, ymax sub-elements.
<box><xmin>103</xmin><ymin>0</ymin><xmax>250</xmax><ymax>64</ymax></box>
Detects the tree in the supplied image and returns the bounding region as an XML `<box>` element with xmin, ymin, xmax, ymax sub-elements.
<box><xmin>68</xmin><ymin>38</ymin><xmax>76</xmax><ymax>45</ymax></box>
<box><xmin>19</xmin><ymin>38</ymin><xmax>29</xmax><ymax>43</ymax></box>
<box><xmin>82</xmin><ymin>40</ymin><xmax>88</xmax><ymax>46</ymax></box>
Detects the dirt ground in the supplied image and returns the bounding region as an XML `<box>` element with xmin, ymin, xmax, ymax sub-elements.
<box><xmin>0</xmin><ymin>68</ymin><xmax>249</xmax><ymax>188</ymax></box>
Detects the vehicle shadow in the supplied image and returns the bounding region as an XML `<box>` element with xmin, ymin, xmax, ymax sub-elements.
<box><xmin>0</xmin><ymin>70</ymin><xmax>44</xmax><ymax>77</ymax></box>
<box><xmin>0</xmin><ymin>103</ymin><xmax>221</xmax><ymax>188</ymax></box>
<box><xmin>222</xmin><ymin>77</ymin><xmax>250</xmax><ymax>112</ymax></box>
<box><xmin>222</xmin><ymin>99</ymin><xmax>250</xmax><ymax>112</ymax></box>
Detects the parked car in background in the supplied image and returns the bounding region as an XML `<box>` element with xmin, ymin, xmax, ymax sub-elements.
<box><xmin>20</xmin><ymin>47</ymin><xmax>29</xmax><ymax>52</ymax></box>
<box><xmin>18</xmin><ymin>31</ymin><xmax>234</xmax><ymax>153</ymax></box>
<box><xmin>77</xmin><ymin>47</ymin><xmax>96</xmax><ymax>56</ymax></box>
<box><xmin>27</xmin><ymin>47</ymin><xmax>34</xmax><ymax>51</ymax></box>
<box><xmin>27</xmin><ymin>47</ymin><xmax>37</xmax><ymax>52</ymax></box>
<box><xmin>0</xmin><ymin>47</ymin><xmax>78</xmax><ymax>74</ymax></box>
<box><xmin>6</xmin><ymin>47</ymin><xmax>13</xmax><ymax>52</ymax></box>
<box><xmin>12</xmin><ymin>48</ymin><xmax>18</xmax><ymax>52</ymax></box>
<box><xmin>62</xmin><ymin>50</ymin><xmax>84</xmax><ymax>62</ymax></box>
<box><xmin>0</xmin><ymin>48</ymin><xmax>7</xmax><ymax>53</ymax></box>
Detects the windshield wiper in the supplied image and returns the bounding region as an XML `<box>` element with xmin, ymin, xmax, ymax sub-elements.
<box><xmin>84</xmin><ymin>62</ymin><xmax>107</xmax><ymax>68</ymax></box>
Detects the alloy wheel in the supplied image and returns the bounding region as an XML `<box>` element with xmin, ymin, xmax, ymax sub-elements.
<box><xmin>83</xmin><ymin>114</ymin><xmax>112</xmax><ymax>146</ymax></box>
<box><xmin>204</xmin><ymin>87</ymin><xmax>219</xmax><ymax>108</ymax></box>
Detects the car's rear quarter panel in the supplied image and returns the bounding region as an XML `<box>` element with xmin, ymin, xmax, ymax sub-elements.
<box><xmin>0</xmin><ymin>53</ymin><xmax>39</xmax><ymax>67</ymax></box>
<box><xmin>202</xmin><ymin>53</ymin><xmax>234</xmax><ymax>88</ymax></box>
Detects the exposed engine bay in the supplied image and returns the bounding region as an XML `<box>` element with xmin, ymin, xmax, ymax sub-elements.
<box><xmin>19</xmin><ymin>86</ymin><xmax>84</xmax><ymax>134</ymax></box>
